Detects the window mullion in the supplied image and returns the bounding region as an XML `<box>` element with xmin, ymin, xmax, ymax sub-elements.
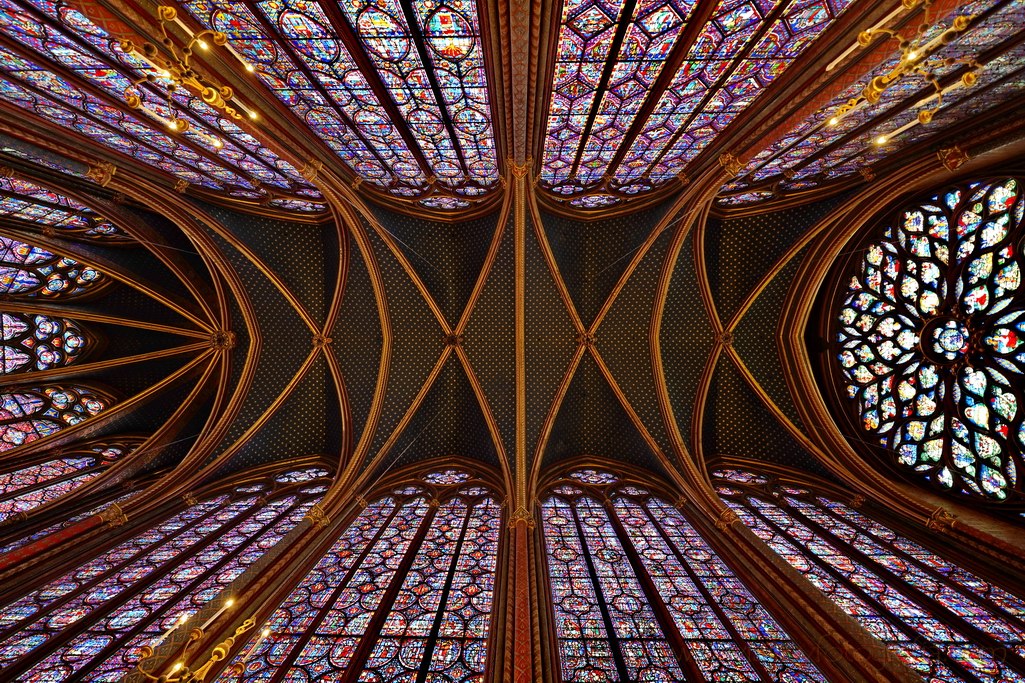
<box><xmin>414</xmin><ymin>499</ymin><xmax>475</xmax><ymax>683</ymax></box>
<box><xmin>740</xmin><ymin>496</ymin><xmax>986</xmax><ymax>683</ymax></box>
<box><xmin>265</xmin><ymin>499</ymin><xmax>409</xmax><ymax>683</ymax></box>
<box><xmin>338</xmin><ymin>500</ymin><xmax>442</xmax><ymax>683</ymax></box>
<box><xmin>570</xmin><ymin>498</ymin><xmax>632</xmax><ymax>683</ymax></box>
<box><xmin>602</xmin><ymin>497</ymin><xmax>703</xmax><ymax>682</ymax></box>
<box><xmin>637</xmin><ymin>498</ymin><xmax>777</xmax><ymax>681</ymax></box>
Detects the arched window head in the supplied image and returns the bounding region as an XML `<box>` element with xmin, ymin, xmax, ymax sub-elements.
<box><xmin>0</xmin><ymin>465</ymin><xmax>331</xmax><ymax>681</ymax></box>
<box><xmin>0</xmin><ymin>236</ymin><xmax>106</xmax><ymax>298</ymax></box>
<box><xmin>0</xmin><ymin>176</ymin><xmax>128</xmax><ymax>240</ymax></box>
<box><xmin>714</xmin><ymin>467</ymin><xmax>1025</xmax><ymax>681</ymax></box>
<box><xmin>0</xmin><ymin>385</ymin><xmax>112</xmax><ymax>451</ymax></box>
<box><xmin>0</xmin><ymin>436</ymin><xmax>136</xmax><ymax>519</ymax></box>
<box><xmin>541</xmin><ymin>467</ymin><xmax>825</xmax><ymax>681</ymax></box>
<box><xmin>224</xmin><ymin>466</ymin><xmax>502</xmax><ymax>682</ymax></box>
<box><xmin>1</xmin><ymin>311</ymin><xmax>89</xmax><ymax>373</ymax></box>
<box><xmin>835</xmin><ymin>177</ymin><xmax>1025</xmax><ymax>502</ymax></box>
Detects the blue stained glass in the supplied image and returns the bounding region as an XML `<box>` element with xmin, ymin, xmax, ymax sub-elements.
<box><xmin>0</xmin><ymin>444</ymin><xmax>125</xmax><ymax>519</ymax></box>
<box><xmin>0</xmin><ymin>0</ymin><xmax>320</xmax><ymax>207</ymax></box>
<box><xmin>0</xmin><ymin>385</ymin><xmax>110</xmax><ymax>452</ymax></box>
<box><xmin>720</xmin><ymin>473</ymin><xmax>1025</xmax><ymax>681</ymax></box>
<box><xmin>0</xmin><ymin>311</ymin><xmax>87</xmax><ymax>374</ymax></box>
<box><xmin>0</xmin><ymin>235</ymin><xmax>104</xmax><ymax>299</ymax></box>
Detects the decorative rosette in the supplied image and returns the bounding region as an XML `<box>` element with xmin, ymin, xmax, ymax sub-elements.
<box><xmin>836</xmin><ymin>178</ymin><xmax>1025</xmax><ymax>501</ymax></box>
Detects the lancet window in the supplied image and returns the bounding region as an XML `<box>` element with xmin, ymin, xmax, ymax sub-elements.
<box><xmin>540</xmin><ymin>467</ymin><xmax>824</xmax><ymax>681</ymax></box>
<box><xmin>0</xmin><ymin>311</ymin><xmax>89</xmax><ymax>374</ymax></box>
<box><xmin>224</xmin><ymin>466</ymin><xmax>502</xmax><ymax>682</ymax></box>
<box><xmin>0</xmin><ymin>436</ymin><xmax>137</xmax><ymax>519</ymax></box>
<box><xmin>0</xmin><ymin>384</ymin><xmax>111</xmax><ymax>451</ymax></box>
<box><xmin>714</xmin><ymin>467</ymin><xmax>1025</xmax><ymax>682</ymax></box>
<box><xmin>0</xmin><ymin>465</ymin><xmax>332</xmax><ymax>682</ymax></box>
<box><xmin>0</xmin><ymin>235</ymin><xmax>106</xmax><ymax>298</ymax></box>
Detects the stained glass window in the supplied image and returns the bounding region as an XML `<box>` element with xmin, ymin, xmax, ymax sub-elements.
<box><xmin>541</xmin><ymin>0</ymin><xmax>857</xmax><ymax>203</ymax></box>
<box><xmin>0</xmin><ymin>176</ymin><xmax>127</xmax><ymax>240</ymax></box>
<box><xmin>0</xmin><ymin>235</ymin><xmax>106</xmax><ymax>298</ymax></box>
<box><xmin>0</xmin><ymin>439</ymin><xmax>134</xmax><ymax>519</ymax></box>
<box><xmin>835</xmin><ymin>178</ymin><xmax>1025</xmax><ymax>501</ymax></box>
<box><xmin>0</xmin><ymin>311</ymin><xmax>88</xmax><ymax>373</ymax></box>
<box><xmin>714</xmin><ymin>468</ymin><xmax>1025</xmax><ymax>681</ymax></box>
<box><xmin>0</xmin><ymin>0</ymin><xmax>323</xmax><ymax>210</ymax></box>
<box><xmin>0</xmin><ymin>384</ymin><xmax>111</xmax><ymax>451</ymax></box>
<box><xmin>179</xmin><ymin>0</ymin><xmax>498</xmax><ymax>206</ymax></box>
<box><xmin>0</xmin><ymin>467</ymin><xmax>330</xmax><ymax>681</ymax></box>
<box><xmin>731</xmin><ymin>1</ymin><xmax>1025</xmax><ymax>194</ymax></box>
<box><xmin>223</xmin><ymin>468</ymin><xmax>501</xmax><ymax>682</ymax></box>
<box><xmin>541</xmin><ymin>469</ymin><xmax>825</xmax><ymax>681</ymax></box>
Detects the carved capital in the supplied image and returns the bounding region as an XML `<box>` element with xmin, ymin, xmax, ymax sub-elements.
<box><xmin>848</xmin><ymin>494</ymin><xmax>866</xmax><ymax>509</ymax></box>
<box><xmin>510</xmin><ymin>162</ymin><xmax>529</xmax><ymax>178</ymax></box>
<box><xmin>509</xmin><ymin>505</ymin><xmax>535</xmax><ymax>529</ymax></box>
<box><xmin>715</xmin><ymin>508</ymin><xmax>740</xmax><ymax>532</ymax></box>
<box><xmin>304</xmin><ymin>503</ymin><xmax>330</xmax><ymax>529</ymax></box>
<box><xmin>209</xmin><ymin>330</ymin><xmax>236</xmax><ymax>350</ymax></box>
<box><xmin>938</xmin><ymin>145</ymin><xmax>970</xmax><ymax>172</ymax></box>
<box><xmin>858</xmin><ymin>166</ymin><xmax>876</xmax><ymax>182</ymax></box>
<box><xmin>718</xmin><ymin>153</ymin><xmax>743</xmax><ymax>177</ymax></box>
<box><xmin>42</xmin><ymin>226</ymin><xmax>56</xmax><ymax>238</ymax></box>
<box><xmin>313</xmin><ymin>333</ymin><xmax>332</xmax><ymax>348</ymax></box>
<box><xmin>782</xmin><ymin>168</ymin><xmax>796</xmax><ymax>180</ymax></box>
<box><xmin>86</xmin><ymin>162</ymin><xmax>116</xmax><ymax>187</ymax></box>
<box><xmin>101</xmin><ymin>502</ymin><xmax>128</xmax><ymax>528</ymax></box>
<box><xmin>351</xmin><ymin>177</ymin><xmax>363</xmax><ymax>189</ymax></box>
<box><xmin>183</xmin><ymin>492</ymin><xmax>198</xmax><ymax>507</ymax></box>
<box><xmin>174</xmin><ymin>178</ymin><xmax>190</xmax><ymax>194</ymax></box>
<box><xmin>676</xmin><ymin>171</ymin><xmax>690</xmax><ymax>185</ymax></box>
<box><xmin>926</xmin><ymin>506</ymin><xmax>957</xmax><ymax>533</ymax></box>
<box><xmin>357</xmin><ymin>496</ymin><xmax>369</xmax><ymax>508</ymax></box>
<box><xmin>674</xmin><ymin>497</ymin><xmax>688</xmax><ymax>510</ymax></box>
<box><xmin>0</xmin><ymin>165</ymin><xmax>14</xmax><ymax>179</ymax></box>
<box><xmin>300</xmin><ymin>159</ymin><xmax>323</xmax><ymax>182</ymax></box>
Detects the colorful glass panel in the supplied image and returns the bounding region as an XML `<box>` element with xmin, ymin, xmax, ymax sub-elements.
<box><xmin>0</xmin><ymin>0</ymin><xmax>321</xmax><ymax>207</ymax></box>
<box><xmin>735</xmin><ymin>1</ymin><xmax>1025</xmax><ymax>192</ymax></box>
<box><xmin>543</xmin><ymin>472</ymin><xmax>823</xmax><ymax>681</ymax></box>
<box><xmin>0</xmin><ymin>468</ymin><xmax>326</xmax><ymax>681</ymax></box>
<box><xmin>0</xmin><ymin>176</ymin><xmax>126</xmax><ymax>239</ymax></box>
<box><xmin>0</xmin><ymin>312</ymin><xmax>87</xmax><ymax>373</ymax></box>
<box><xmin>719</xmin><ymin>472</ymin><xmax>1025</xmax><ymax>681</ymax></box>
<box><xmin>541</xmin><ymin>0</ymin><xmax>695</xmax><ymax>194</ymax></box>
<box><xmin>225</xmin><ymin>476</ymin><xmax>501</xmax><ymax>682</ymax></box>
<box><xmin>0</xmin><ymin>385</ymin><xmax>110</xmax><ymax>452</ymax></box>
<box><xmin>0</xmin><ymin>235</ymin><xmax>105</xmax><ymax>298</ymax></box>
<box><xmin>836</xmin><ymin>178</ymin><xmax>1025</xmax><ymax>500</ymax></box>
<box><xmin>0</xmin><ymin>444</ymin><xmax>123</xmax><ymax>519</ymax></box>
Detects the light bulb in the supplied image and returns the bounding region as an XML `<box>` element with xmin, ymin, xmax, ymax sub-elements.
<box><xmin>875</xmin><ymin>135</ymin><xmax>887</xmax><ymax>145</ymax></box>
<box><xmin>198</xmin><ymin>40</ymin><xmax>209</xmax><ymax>50</ymax></box>
<box><xmin>828</xmin><ymin>117</ymin><xmax>838</xmax><ymax>126</ymax></box>
<box><xmin>245</xmin><ymin>63</ymin><xmax>255</xmax><ymax>72</ymax></box>
<box><xmin>249</xmin><ymin>111</ymin><xmax>258</xmax><ymax>121</ymax></box>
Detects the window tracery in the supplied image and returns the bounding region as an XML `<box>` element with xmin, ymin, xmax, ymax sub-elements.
<box><xmin>0</xmin><ymin>311</ymin><xmax>88</xmax><ymax>374</ymax></box>
<box><xmin>0</xmin><ymin>175</ymin><xmax>128</xmax><ymax>240</ymax></box>
<box><xmin>0</xmin><ymin>0</ymin><xmax>323</xmax><ymax>211</ymax></box>
<box><xmin>223</xmin><ymin>467</ymin><xmax>501</xmax><ymax>682</ymax></box>
<box><xmin>714</xmin><ymin>467</ymin><xmax>1025</xmax><ymax>681</ymax></box>
<box><xmin>0</xmin><ymin>467</ymin><xmax>330</xmax><ymax>682</ymax></box>
<box><xmin>0</xmin><ymin>384</ymin><xmax>111</xmax><ymax>452</ymax></box>
<box><xmin>541</xmin><ymin>467</ymin><xmax>825</xmax><ymax>681</ymax></box>
<box><xmin>0</xmin><ymin>235</ymin><xmax>106</xmax><ymax>298</ymax></box>
<box><xmin>0</xmin><ymin>437</ymin><xmax>137</xmax><ymax>520</ymax></box>
<box><xmin>835</xmin><ymin>177</ymin><xmax>1025</xmax><ymax>501</ymax></box>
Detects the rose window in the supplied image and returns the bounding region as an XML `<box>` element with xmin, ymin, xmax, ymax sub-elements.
<box><xmin>836</xmin><ymin>178</ymin><xmax>1025</xmax><ymax>501</ymax></box>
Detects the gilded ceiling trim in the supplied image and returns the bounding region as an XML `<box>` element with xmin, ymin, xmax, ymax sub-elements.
<box><xmin>589</xmin><ymin>347</ymin><xmax>679</xmax><ymax>480</ymax></box>
<box><xmin>324</xmin><ymin>188</ymin><xmax>392</xmax><ymax>497</ymax></box>
<box><xmin>322</xmin><ymin>203</ymin><xmax>349</xmax><ymax>338</ymax></box>
<box><xmin>109</xmin><ymin>173</ymin><xmax>266</xmax><ymax>500</ymax></box>
<box><xmin>454</xmin><ymin>346</ymin><xmax>515</xmax><ymax>498</ymax></box>
<box><xmin>0</xmin><ymin>342</ymin><xmax>207</xmax><ymax>389</ymax></box>
<box><xmin>527</xmin><ymin>344</ymin><xmax>586</xmax><ymax>497</ymax></box>
<box><xmin>514</xmin><ymin>163</ymin><xmax>528</xmax><ymax>509</ymax></box>
<box><xmin>0</xmin><ymin>301</ymin><xmax>206</xmax><ymax>338</ymax></box>
<box><xmin>355</xmin><ymin>202</ymin><xmax>451</xmax><ymax>333</ymax></box>
<box><xmin>590</xmin><ymin>188</ymin><xmax>694</xmax><ymax>335</ymax></box>
<box><xmin>455</xmin><ymin>183</ymin><xmax>512</xmax><ymax>334</ymax></box>
<box><xmin>526</xmin><ymin>182</ymin><xmax>585</xmax><ymax>334</ymax></box>
<box><xmin>346</xmin><ymin>347</ymin><xmax>453</xmax><ymax>496</ymax></box>
<box><xmin>650</xmin><ymin>174</ymin><xmax>731</xmax><ymax>516</ymax></box>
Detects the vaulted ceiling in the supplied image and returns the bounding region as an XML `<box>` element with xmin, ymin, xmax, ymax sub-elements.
<box><xmin>0</xmin><ymin>0</ymin><xmax>1023</xmax><ymax>510</ymax></box>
